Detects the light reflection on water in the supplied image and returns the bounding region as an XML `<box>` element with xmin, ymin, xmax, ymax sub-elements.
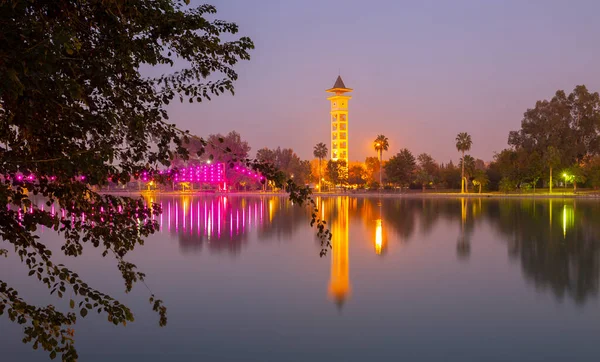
<box><xmin>2</xmin><ymin>196</ymin><xmax>600</xmax><ymax>362</ymax></box>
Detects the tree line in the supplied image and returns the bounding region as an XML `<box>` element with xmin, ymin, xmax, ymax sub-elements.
<box><xmin>313</xmin><ymin>85</ymin><xmax>600</xmax><ymax>193</ymax></box>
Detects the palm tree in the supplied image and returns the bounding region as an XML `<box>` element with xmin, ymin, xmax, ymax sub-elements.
<box><xmin>459</xmin><ymin>155</ymin><xmax>475</xmax><ymax>193</ymax></box>
<box><xmin>313</xmin><ymin>142</ymin><xmax>328</xmax><ymax>192</ymax></box>
<box><xmin>455</xmin><ymin>132</ymin><xmax>473</xmax><ymax>193</ymax></box>
<box><xmin>373</xmin><ymin>135</ymin><xmax>389</xmax><ymax>188</ymax></box>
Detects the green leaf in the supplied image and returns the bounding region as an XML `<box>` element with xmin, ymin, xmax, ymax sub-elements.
<box><xmin>80</xmin><ymin>308</ymin><xmax>88</xmax><ymax>317</ymax></box>
<box><xmin>70</xmin><ymin>300</ymin><xmax>75</xmax><ymax>309</ymax></box>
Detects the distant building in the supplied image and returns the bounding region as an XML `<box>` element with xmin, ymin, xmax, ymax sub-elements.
<box><xmin>326</xmin><ymin>76</ymin><xmax>352</xmax><ymax>166</ymax></box>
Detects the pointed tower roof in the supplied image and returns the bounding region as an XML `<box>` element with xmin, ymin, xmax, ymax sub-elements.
<box><xmin>333</xmin><ymin>75</ymin><xmax>346</xmax><ymax>89</ymax></box>
<box><xmin>326</xmin><ymin>75</ymin><xmax>352</xmax><ymax>94</ymax></box>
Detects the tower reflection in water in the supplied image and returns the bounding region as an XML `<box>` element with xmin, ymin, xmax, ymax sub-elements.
<box><xmin>326</xmin><ymin>197</ymin><xmax>351</xmax><ymax>309</ymax></box>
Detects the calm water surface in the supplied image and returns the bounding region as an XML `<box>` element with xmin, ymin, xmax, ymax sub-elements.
<box><xmin>2</xmin><ymin>196</ymin><xmax>600</xmax><ymax>361</ymax></box>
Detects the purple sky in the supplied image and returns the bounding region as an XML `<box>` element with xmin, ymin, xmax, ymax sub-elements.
<box><xmin>165</xmin><ymin>0</ymin><xmax>600</xmax><ymax>164</ymax></box>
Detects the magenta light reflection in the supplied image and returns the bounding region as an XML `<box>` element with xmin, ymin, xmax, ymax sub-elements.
<box><xmin>189</xmin><ymin>200</ymin><xmax>192</xmax><ymax>235</ymax></box>
<box><xmin>248</xmin><ymin>202</ymin><xmax>252</xmax><ymax>228</ymax></box>
<box><xmin>207</xmin><ymin>203</ymin><xmax>212</xmax><ymax>241</ymax></box>
<box><xmin>204</xmin><ymin>201</ymin><xmax>208</xmax><ymax>236</ymax></box>
<box><xmin>175</xmin><ymin>202</ymin><xmax>179</xmax><ymax>232</ymax></box>
<box><xmin>211</xmin><ymin>200</ymin><xmax>215</xmax><ymax>240</ymax></box>
<box><xmin>189</xmin><ymin>200</ymin><xmax>193</xmax><ymax>236</ymax></box>
<box><xmin>217</xmin><ymin>199</ymin><xmax>221</xmax><ymax>239</ymax></box>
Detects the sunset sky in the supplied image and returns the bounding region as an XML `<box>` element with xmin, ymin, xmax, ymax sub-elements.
<box><xmin>164</xmin><ymin>0</ymin><xmax>600</xmax><ymax>164</ymax></box>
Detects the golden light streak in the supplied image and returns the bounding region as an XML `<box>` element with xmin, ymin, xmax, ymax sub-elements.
<box><xmin>375</xmin><ymin>219</ymin><xmax>383</xmax><ymax>255</ymax></box>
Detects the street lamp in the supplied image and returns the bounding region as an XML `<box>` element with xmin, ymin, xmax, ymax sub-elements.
<box><xmin>563</xmin><ymin>173</ymin><xmax>568</xmax><ymax>190</ymax></box>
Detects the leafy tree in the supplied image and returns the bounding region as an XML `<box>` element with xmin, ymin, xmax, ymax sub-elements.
<box><xmin>415</xmin><ymin>169</ymin><xmax>432</xmax><ymax>192</ymax></box>
<box><xmin>348</xmin><ymin>164</ymin><xmax>367</xmax><ymax>187</ymax></box>
<box><xmin>474</xmin><ymin>158</ymin><xmax>486</xmax><ymax>171</ymax></box>
<box><xmin>455</xmin><ymin>132</ymin><xmax>473</xmax><ymax>193</ymax></box>
<box><xmin>416</xmin><ymin>153</ymin><xmax>438</xmax><ymax>191</ymax></box>
<box><xmin>472</xmin><ymin>169</ymin><xmax>489</xmax><ymax>194</ymax></box>
<box><xmin>384</xmin><ymin>149</ymin><xmax>416</xmax><ymax>188</ymax></box>
<box><xmin>373</xmin><ymin>135</ymin><xmax>389</xmax><ymax>187</ymax></box>
<box><xmin>526</xmin><ymin>151</ymin><xmax>544</xmax><ymax>193</ymax></box>
<box><xmin>564</xmin><ymin>163</ymin><xmax>586</xmax><ymax>192</ymax></box>
<box><xmin>205</xmin><ymin>131</ymin><xmax>251</xmax><ymax>163</ymax></box>
<box><xmin>485</xmin><ymin>163</ymin><xmax>503</xmax><ymax>191</ymax></box>
<box><xmin>326</xmin><ymin>160</ymin><xmax>348</xmax><ymax>187</ymax></box>
<box><xmin>313</xmin><ymin>142</ymin><xmax>328</xmax><ymax>191</ymax></box>
<box><xmin>492</xmin><ymin>149</ymin><xmax>530</xmax><ymax>189</ymax></box>
<box><xmin>458</xmin><ymin>155</ymin><xmax>475</xmax><ymax>192</ymax></box>
<box><xmin>256</xmin><ymin>148</ymin><xmax>277</xmax><ymax>165</ymax></box>
<box><xmin>545</xmin><ymin>146</ymin><xmax>562</xmax><ymax>193</ymax></box>
<box><xmin>499</xmin><ymin>177</ymin><xmax>517</xmax><ymax>193</ymax></box>
<box><xmin>255</xmin><ymin>147</ymin><xmax>308</xmax><ymax>182</ymax></box>
<box><xmin>439</xmin><ymin>161</ymin><xmax>461</xmax><ymax>189</ymax></box>
<box><xmin>295</xmin><ymin>160</ymin><xmax>312</xmax><ymax>185</ymax></box>
<box><xmin>0</xmin><ymin>2</ymin><xmax>334</xmax><ymax>360</ymax></box>
<box><xmin>584</xmin><ymin>156</ymin><xmax>600</xmax><ymax>189</ymax></box>
<box><xmin>177</xmin><ymin>130</ymin><xmax>250</xmax><ymax>167</ymax></box>
<box><xmin>509</xmin><ymin>86</ymin><xmax>600</xmax><ymax>191</ymax></box>
<box><xmin>364</xmin><ymin>156</ymin><xmax>380</xmax><ymax>183</ymax></box>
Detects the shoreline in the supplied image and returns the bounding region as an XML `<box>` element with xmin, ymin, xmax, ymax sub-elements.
<box><xmin>101</xmin><ymin>190</ymin><xmax>600</xmax><ymax>199</ymax></box>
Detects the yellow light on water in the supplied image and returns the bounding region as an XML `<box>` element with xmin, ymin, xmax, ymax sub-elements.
<box><xmin>562</xmin><ymin>204</ymin><xmax>575</xmax><ymax>238</ymax></box>
<box><xmin>375</xmin><ymin>219</ymin><xmax>383</xmax><ymax>255</ymax></box>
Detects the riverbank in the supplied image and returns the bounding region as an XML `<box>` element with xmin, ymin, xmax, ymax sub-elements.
<box><xmin>103</xmin><ymin>190</ymin><xmax>600</xmax><ymax>199</ymax></box>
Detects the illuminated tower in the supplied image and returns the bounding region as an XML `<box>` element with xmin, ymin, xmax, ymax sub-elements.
<box><xmin>326</xmin><ymin>76</ymin><xmax>352</xmax><ymax>165</ymax></box>
<box><xmin>328</xmin><ymin>196</ymin><xmax>351</xmax><ymax>309</ymax></box>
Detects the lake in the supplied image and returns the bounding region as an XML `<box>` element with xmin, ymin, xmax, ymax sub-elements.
<box><xmin>2</xmin><ymin>195</ymin><xmax>600</xmax><ymax>361</ymax></box>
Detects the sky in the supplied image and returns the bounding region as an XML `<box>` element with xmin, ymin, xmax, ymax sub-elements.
<box><xmin>164</xmin><ymin>0</ymin><xmax>600</xmax><ymax>164</ymax></box>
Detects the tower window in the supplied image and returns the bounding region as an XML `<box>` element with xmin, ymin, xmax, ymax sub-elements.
<box><xmin>331</xmin><ymin>115</ymin><xmax>337</xmax><ymax>122</ymax></box>
<box><xmin>340</xmin><ymin>133</ymin><xmax>346</xmax><ymax>140</ymax></box>
<box><xmin>341</xmin><ymin>142</ymin><xmax>346</xmax><ymax>148</ymax></box>
<box><xmin>340</xmin><ymin>123</ymin><xmax>346</xmax><ymax>130</ymax></box>
<box><xmin>340</xmin><ymin>114</ymin><xmax>346</xmax><ymax>122</ymax></box>
<box><xmin>332</xmin><ymin>133</ymin><xmax>337</xmax><ymax>140</ymax></box>
<box><xmin>332</xmin><ymin>124</ymin><xmax>337</xmax><ymax>131</ymax></box>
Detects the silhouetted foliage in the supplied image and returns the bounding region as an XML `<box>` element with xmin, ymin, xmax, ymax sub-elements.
<box><xmin>0</xmin><ymin>2</ymin><xmax>333</xmax><ymax>360</ymax></box>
